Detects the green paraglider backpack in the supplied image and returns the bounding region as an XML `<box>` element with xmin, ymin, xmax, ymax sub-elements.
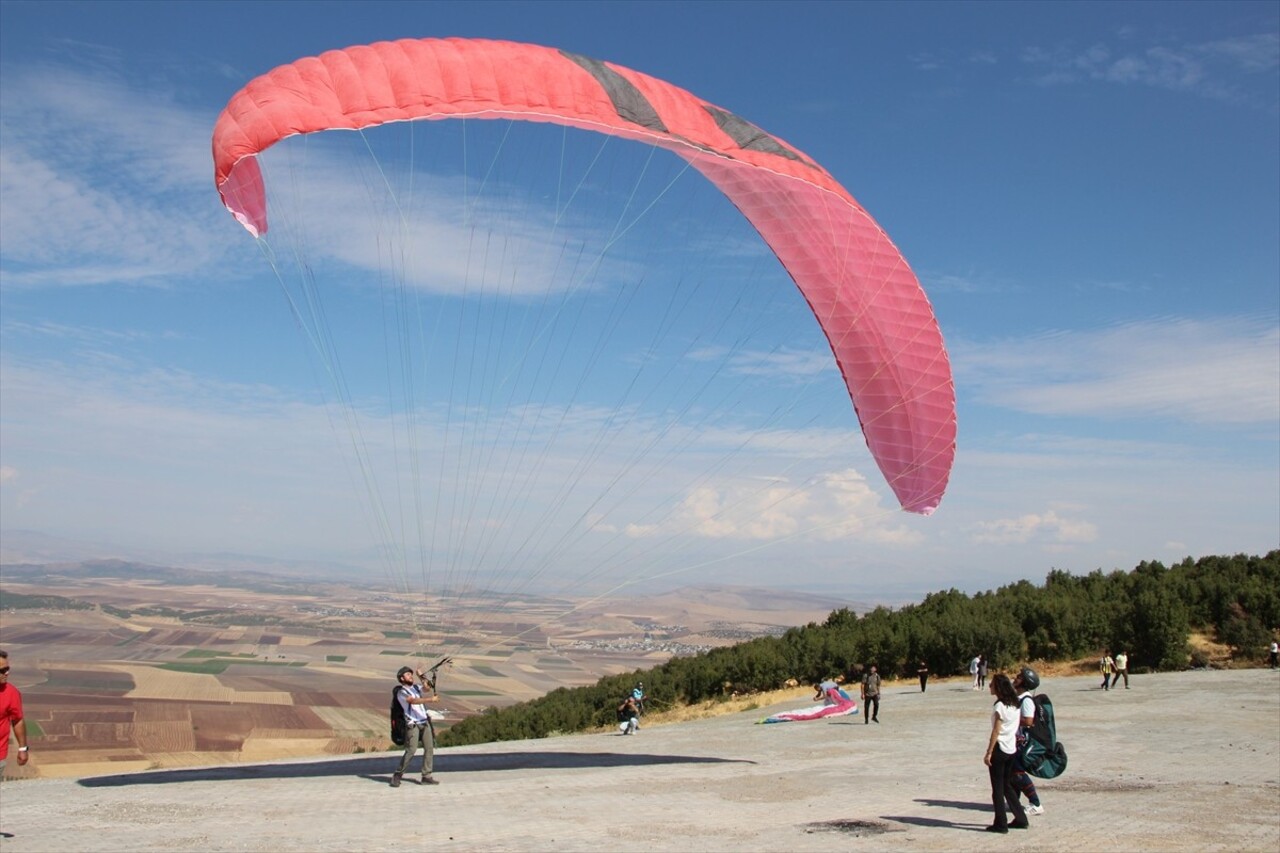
<box><xmin>1019</xmin><ymin>694</ymin><xmax>1068</xmax><ymax>779</ymax></box>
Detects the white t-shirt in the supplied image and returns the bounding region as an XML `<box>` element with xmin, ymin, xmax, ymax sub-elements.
<box><xmin>1018</xmin><ymin>691</ymin><xmax>1035</xmax><ymax>724</ymax></box>
<box><xmin>992</xmin><ymin>702</ymin><xmax>1020</xmax><ymax>754</ymax></box>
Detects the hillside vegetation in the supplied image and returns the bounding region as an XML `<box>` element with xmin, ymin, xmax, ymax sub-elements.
<box><xmin>439</xmin><ymin>551</ymin><xmax>1279</xmax><ymax>746</ymax></box>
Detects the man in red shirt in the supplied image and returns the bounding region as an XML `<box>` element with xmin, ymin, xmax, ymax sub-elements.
<box><xmin>0</xmin><ymin>649</ymin><xmax>30</xmax><ymax>777</ymax></box>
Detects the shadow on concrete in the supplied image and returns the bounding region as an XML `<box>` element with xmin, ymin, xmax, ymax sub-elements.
<box><xmin>883</xmin><ymin>814</ymin><xmax>985</xmax><ymax>831</ymax></box>
<box><xmin>79</xmin><ymin>750</ymin><xmax>755</xmax><ymax>788</ymax></box>
<box><xmin>913</xmin><ymin>798</ymin><xmax>991</xmax><ymax>812</ymax></box>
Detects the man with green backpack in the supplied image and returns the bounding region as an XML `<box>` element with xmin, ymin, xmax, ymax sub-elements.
<box><xmin>1011</xmin><ymin>666</ymin><xmax>1068</xmax><ymax>813</ymax></box>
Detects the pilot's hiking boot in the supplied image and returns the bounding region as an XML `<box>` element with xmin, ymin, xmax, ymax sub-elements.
<box><xmin>420</xmin><ymin>776</ymin><xmax>440</xmax><ymax>785</ymax></box>
<box><xmin>390</xmin><ymin>773</ymin><xmax>402</xmax><ymax>788</ymax></box>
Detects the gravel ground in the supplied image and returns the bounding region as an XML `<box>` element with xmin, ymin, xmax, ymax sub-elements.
<box><xmin>0</xmin><ymin>668</ymin><xmax>1277</xmax><ymax>852</ymax></box>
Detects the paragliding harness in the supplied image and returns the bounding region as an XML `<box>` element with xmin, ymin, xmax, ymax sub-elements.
<box><xmin>1018</xmin><ymin>693</ymin><xmax>1068</xmax><ymax>779</ymax></box>
<box><xmin>390</xmin><ymin>685</ymin><xmax>409</xmax><ymax>746</ymax></box>
<box><xmin>389</xmin><ymin>656</ymin><xmax>452</xmax><ymax>746</ymax></box>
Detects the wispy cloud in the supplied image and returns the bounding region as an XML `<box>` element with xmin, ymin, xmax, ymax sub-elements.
<box><xmin>0</xmin><ymin>62</ymin><xmax>661</xmax><ymax>297</ymax></box>
<box><xmin>972</xmin><ymin>507</ymin><xmax>1098</xmax><ymax>545</ymax></box>
<box><xmin>0</xmin><ymin>64</ymin><xmax>233</xmax><ymax>289</ymax></box>
<box><xmin>1021</xmin><ymin>32</ymin><xmax>1279</xmax><ymax>106</ymax></box>
<box><xmin>954</xmin><ymin>316</ymin><xmax>1280</xmax><ymax>425</ymax></box>
<box><xmin>689</xmin><ymin>345</ymin><xmax>835</xmax><ymax>383</ymax></box>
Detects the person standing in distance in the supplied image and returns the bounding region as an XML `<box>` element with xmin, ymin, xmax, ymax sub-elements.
<box><xmin>916</xmin><ymin>660</ymin><xmax>929</xmax><ymax>693</ymax></box>
<box><xmin>0</xmin><ymin>650</ymin><xmax>30</xmax><ymax>779</ymax></box>
<box><xmin>391</xmin><ymin>665</ymin><xmax>440</xmax><ymax>787</ymax></box>
<box><xmin>861</xmin><ymin>664</ymin><xmax>881</xmax><ymax>724</ymax></box>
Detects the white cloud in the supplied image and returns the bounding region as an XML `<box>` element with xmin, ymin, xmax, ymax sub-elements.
<box><xmin>972</xmin><ymin>508</ymin><xmax>1098</xmax><ymax>545</ymax></box>
<box><xmin>255</xmin><ymin>139</ymin><xmax>639</xmax><ymax>298</ymax></box>
<box><xmin>688</xmin><ymin>345</ymin><xmax>835</xmax><ymax>383</ymax></box>
<box><xmin>0</xmin><ymin>65</ymin><xmax>232</xmax><ymax>289</ymax></box>
<box><xmin>618</xmin><ymin>467</ymin><xmax>916</xmax><ymax>545</ymax></box>
<box><xmin>953</xmin><ymin>316</ymin><xmax>1280</xmax><ymax>425</ymax></box>
<box><xmin>1020</xmin><ymin>31</ymin><xmax>1279</xmax><ymax>105</ymax></box>
<box><xmin>1197</xmin><ymin>33</ymin><xmax>1280</xmax><ymax>74</ymax></box>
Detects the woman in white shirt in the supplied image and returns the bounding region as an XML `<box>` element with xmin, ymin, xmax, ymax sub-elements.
<box><xmin>983</xmin><ymin>673</ymin><xmax>1029</xmax><ymax>833</ymax></box>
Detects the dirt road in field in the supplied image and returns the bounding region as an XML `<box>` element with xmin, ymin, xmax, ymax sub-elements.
<box><xmin>1</xmin><ymin>668</ymin><xmax>1277</xmax><ymax>852</ymax></box>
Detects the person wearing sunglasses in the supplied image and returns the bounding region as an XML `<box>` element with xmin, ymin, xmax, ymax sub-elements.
<box><xmin>0</xmin><ymin>650</ymin><xmax>29</xmax><ymax>778</ymax></box>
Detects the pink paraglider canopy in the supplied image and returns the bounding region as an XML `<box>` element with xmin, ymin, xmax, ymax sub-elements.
<box><xmin>212</xmin><ymin>37</ymin><xmax>956</xmax><ymax>514</ymax></box>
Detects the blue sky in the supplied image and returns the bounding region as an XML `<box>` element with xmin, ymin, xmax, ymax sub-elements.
<box><xmin>1</xmin><ymin>1</ymin><xmax>1276</xmax><ymax>603</ymax></box>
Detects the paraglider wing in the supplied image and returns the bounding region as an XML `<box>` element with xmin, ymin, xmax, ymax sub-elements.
<box><xmin>760</xmin><ymin>687</ymin><xmax>859</xmax><ymax>723</ymax></box>
<box><xmin>212</xmin><ymin>37</ymin><xmax>956</xmax><ymax>514</ymax></box>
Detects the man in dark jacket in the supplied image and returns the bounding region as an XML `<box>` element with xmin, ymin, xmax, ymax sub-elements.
<box><xmin>861</xmin><ymin>664</ymin><xmax>881</xmax><ymax>724</ymax></box>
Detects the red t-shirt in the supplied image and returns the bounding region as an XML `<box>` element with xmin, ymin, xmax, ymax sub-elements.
<box><xmin>0</xmin><ymin>683</ymin><xmax>24</xmax><ymax>760</ymax></box>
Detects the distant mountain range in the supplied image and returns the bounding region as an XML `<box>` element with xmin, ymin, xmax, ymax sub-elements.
<box><xmin>1</xmin><ymin>529</ymin><xmax>878</xmax><ymax>608</ymax></box>
<box><xmin>0</xmin><ymin>554</ymin><xmax>862</xmax><ymax>628</ymax></box>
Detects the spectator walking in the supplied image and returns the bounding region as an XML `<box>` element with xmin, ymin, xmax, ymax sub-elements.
<box><xmin>1269</xmin><ymin>640</ymin><xmax>1278</xmax><ymax>670</ymax></box>
<box><xmin>861</xmin><ymin>664</ymin><xmax>881</xmax><ymax>724</ymax></box>
<box><xmin>1113</xmin><ymin>651</ymin><xmax>1129</xmax><ymax>689</ymax></box>
<box><xmin>1100</xmin><ymin>651</ymin><xmax>1115</xmax><ymax>690</ymax></box>
<box><xmin>916</xmin><ymin>660</ymin><xmax>929</xmax><ymax>693</ymax></box>
<box><xmin>978</xmin><ymin>655</ymin><xmax>989</xmax><ymax>689</ymax></box>
<box><xmin>970</xmin><ymin>655</ymin><xmax>981</xmax><ymax>690</ymax></box>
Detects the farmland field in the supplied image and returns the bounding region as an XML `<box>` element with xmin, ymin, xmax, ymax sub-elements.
<box><xmin>0</xmin><ymin>563</ymin><xmax>844</xmax><ymax>780</ymax></box>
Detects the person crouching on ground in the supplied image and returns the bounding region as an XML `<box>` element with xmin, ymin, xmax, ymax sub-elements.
<box><xmin>618</xmin><ymin>695</ymin><xmax>640</xmax><ymax>734</ymax></box>
<box><xmin>984</xmin><ymin>673</ymin><xmax>1029</xmax><ymax>833</ymax></box>
<box><xmin>392</xmin><ymin>665</ymin><xmax>440</xmax><ymax>787</ymax></box>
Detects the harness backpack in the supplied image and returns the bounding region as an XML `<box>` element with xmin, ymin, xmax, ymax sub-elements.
<box><xmin>1019</xmin><ymin>693</ymin><xmax>1068</xmax><ymax>779</ymax></box>
<box><xmin>389</xmin><ymin>686</ymin><xmax>407</xmax><ymax>746</ymax></box>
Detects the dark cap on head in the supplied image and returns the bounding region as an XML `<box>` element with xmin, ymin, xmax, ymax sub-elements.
<box><xmin>396</xmin><ymin>666</ymin><xmax>414</xmax><ymax>680</ymax></box>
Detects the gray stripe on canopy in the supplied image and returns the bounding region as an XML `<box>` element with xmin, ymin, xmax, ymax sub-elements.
<box><xmin>560</xmin><ymin>51</ymin><xmax>668</xmax><ymax>132</ymax></box>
